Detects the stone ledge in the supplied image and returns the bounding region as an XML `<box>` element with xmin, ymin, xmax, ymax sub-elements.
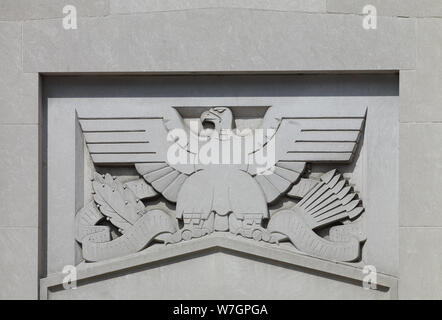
<box><xmin>40</xmin><ymin>233</ymin><xmax>398</xmax><ymax>299</ymax></box>
<box><xmin>0</xmin><ymin>0</ymin><xmax>109</xmax><ymax>21</ymax></box>
<box><xmin>327</xmin><ymin>0</ymin><xmax>442</xmax><ymax>18</ymax></box>
<box><xmin>23</xmin><ymin>9</ymin><xmax>415</xmax><ymax>73</ymax></box>
<box><xmin>109</xmin><ymin>0</ymin><xmax>326</xmax><ymax>15</ymax></box>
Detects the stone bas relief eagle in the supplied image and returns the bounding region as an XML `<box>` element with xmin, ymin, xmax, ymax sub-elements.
<box><xmin>75</xmin><ymin>106</ymin><xmax>367</xmax><ymax>263</ymax></box>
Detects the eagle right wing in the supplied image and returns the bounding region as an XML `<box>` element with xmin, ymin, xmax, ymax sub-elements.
<box><xmin>248</xmin><ymin>104</ymin><xmax>366</xmax><ymax>203</ymax></box>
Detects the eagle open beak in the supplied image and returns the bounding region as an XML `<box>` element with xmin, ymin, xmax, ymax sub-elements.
<box><xmin>200</xmin><ymin>111</ymin><xmax>217</xmax><ymax>130</ymax></box>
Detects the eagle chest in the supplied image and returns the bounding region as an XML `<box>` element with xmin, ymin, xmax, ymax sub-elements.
<box><xmin>176</xmin><ymin>167</ymin><xmax>269</xmax><ymax>231</ymax></box>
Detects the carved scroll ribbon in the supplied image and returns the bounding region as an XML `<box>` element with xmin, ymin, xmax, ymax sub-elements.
<box><xmin>76</xmin><ymin>203</ymin><xmax>177</xmax><ymax>262</ymax></box>
<box><xmin>267</xmin><ymin>210</ymin><xmax>360</xmax><ymax>262</ymax></box>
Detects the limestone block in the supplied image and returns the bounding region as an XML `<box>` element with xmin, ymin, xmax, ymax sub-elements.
<box><xmin>399</xmin><ymin>227</ymin><xmax>442</xmax><ymax>299</ymax></box>
<box><xmin>399</xmin><ymin>70</ymin><xmax>416</xmax><ymax>122</ymax></box>
<box><xmin>400</xmin><ymin>124</ymin><xmax>442</xmax><ymax>227</ymax></box>
<box><xmin>23</xmin><ymin>9</ymin><xmax>415</xmax><ymax>72</ymax></box>
<box><xmin>0</xmin><ymin>0</ymin><xmax>109</xmax><ymax>21</ymax></box>
<box><xmin>400</xmin><ymin>19</ymin><xmax>442</xmax><ymax>122</ymax></box>
<box><xmin>327</xmin><ymin>0</ymin><xmax>442</xmax><ymax>18</ymax></box>
<box><xmin>0</xmin><ymin>125</ymin><xmax>39</xmax><ymax>227</ymax></box>
<box><xmin>110</xmin><ymin>0</ymin><xmax>326</xmax><ymax>14</ymax></box>
<box><xmin>0</xmin><ymin>22</ymin><xmax>38</xmax><ymax>124</ymax></box>
<box><xmin>0</xmin><ymin>227</ymin><xmax>39</xmax><ymax>299</ymax></box>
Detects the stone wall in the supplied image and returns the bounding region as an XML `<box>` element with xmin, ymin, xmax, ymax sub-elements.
<box><xmin>0</xmin><ymin>0</ymin><xmax>441</xmax><ymax>299</ymax></box>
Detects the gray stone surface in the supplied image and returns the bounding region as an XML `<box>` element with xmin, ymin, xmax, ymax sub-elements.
<box><xmin>400</xmin><ymin>124</ymin><xmax>442</xmax><ymax>227</ymax></box>
<box><xmin>0</xmin><ymin>22</ymin><xmax>38</xmax><ymax>124</ymax></box>
<box><xmin>0</xmin><ymin>19</ymin><xmax>40</xmax><ymax>298</ymax></box>
<box><xmin>23</xmin><ymin>9</ymin><xmax>415</xmax><ymax>72</ymax></box>
<box><xmin>46</xmin><ymin>101</ymin><xmax>85</xmax><ymax>273</ymax></box>
<box><xmin>0</xmin><ymin>0</ymin><xmax>109</xmax><ymax>21</ymax></box>
<box><xmin>399</xmin><ymin>70</ymin><xmax>416</xmax><ymax>122</ymax></box>
<box><xmin>46</xmin><ymin>251</ymin><xmax>392</xmax><ymax>299</ymax></box>
<box><xmin>400</xmin><ymin>19</ymin><xmax>442</xmax><ymax>122</ymax></box>
<box><xmin>76</xmin><ymin>106</ymin><xmax>366</xmax><ymax>263</ymax></box>
<box><xmin>46</xmin><ymin>94</ymin><xmax>399</xmax><ymax>277</ymax></box>
<box><xmin>399</xmin><ymin>227</ymin><xmax>442</xmax><ymax>299</ymax></box>
<box><xmin>361</xmin><ymin>98</ymin><xmax>399</xmax><ymax>275</ymax></box>
<box><xmin>327</xmin><ymin>0</ymin><xmax>442</xmax><ymax>17</ymax></box>
<box><xmin>41</xmin><ymin>234</ymin><xmax>397</xmax><ymax>299</ymax></box>
<box><xmin>0</xmin><ymin>125</ymin><xmax>39</xmax><ymax>227</ymax></box>
<box><xmin>1</xmin><ymin>0</ymin><xmax>441</xmax><ymax>300</ymax></box>
<box><xmin>0</xmin><ymin>228</ymin><xmax>39</xmax><ymax>299</ymax></box>
<box><xmin>110</xmin><ymin>0</ymin><xmax>326</xmax><ymax>14</ymax></box>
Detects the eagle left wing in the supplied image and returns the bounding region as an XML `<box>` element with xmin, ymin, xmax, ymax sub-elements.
<box><xmin>79</xmin><ymin>118</ymin><xmax>167</xmax><ymax>164</ymax></box>
<box><xmin>248</xmin><ymin>105</ymin><xmax>366</xmax><ymax>203</ymax></box>
<box><xmin>78</xmin><ymin>108</ymin><xmax>196</xmax><ymax>203</ymax></box>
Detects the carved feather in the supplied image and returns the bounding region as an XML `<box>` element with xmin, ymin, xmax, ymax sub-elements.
<box><xmin>287</xmin><ymin>178</ymin><xmax>319</xmax><ymax>199</ymax></box>
<box><xmin>253</xmin><ymin>161</ymin><xmax>306</xmax><ymax>203</ymax></box>
<box><xmin>295</xmin><ymin>170</ymin><xmax>364</xmax><ymax>229</ymax></box>
<box><xmin>135</xmin><ymin>163</ymin><xmax>189</xmax><ymax>203</ymax></box>
<box><xmin>92</xmin><ymin>173</ymin><xmax>145</xmax><ymax>232</ymax></box>
<box><xmin>250</xmin><ymin>107</ymin><xmax>365</xmax><ymax>203</ymax></box>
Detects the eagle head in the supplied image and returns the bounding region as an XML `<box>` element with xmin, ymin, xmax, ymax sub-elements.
<box><xmin>200</xmin><ymin>107</ymin><xmax>234</xmax><ymax>133</ymax></box>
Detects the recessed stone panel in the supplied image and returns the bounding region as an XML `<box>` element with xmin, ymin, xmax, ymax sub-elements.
<box><xmin>41</xmin><ymin>74</ymin><xmax>399</xmax><ymax>298</ymax></box>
